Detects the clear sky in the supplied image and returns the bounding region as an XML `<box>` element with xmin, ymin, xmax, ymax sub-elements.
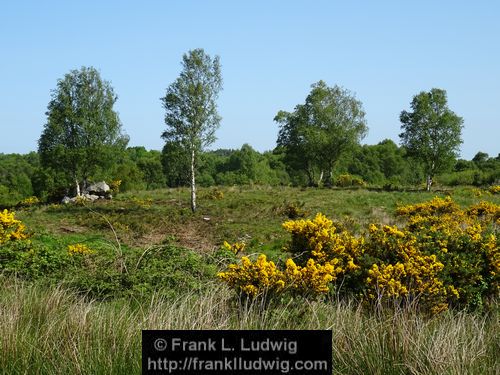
<box><xmin>1</xmin><ymin>0</ymin><xmax>498</xmax><ymax>160</ymax></box>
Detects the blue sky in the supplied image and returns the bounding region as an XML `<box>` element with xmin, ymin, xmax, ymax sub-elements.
<box><xmin>1</xmin><ymin>1</ymin><xmax>498</xmax><ymax>160</ymax></box>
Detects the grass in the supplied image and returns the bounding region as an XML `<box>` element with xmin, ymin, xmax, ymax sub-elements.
<box><xmin>0</xmin><ymin>278</ymin><xmax>498</xmax><ymax>375</ymax></box>
<box><xmin>18</xmin><ymin>185</ymin><xmax>500</xmax><ymax>258</ymax></box>
<box><xmin>3</xmin><ymin>185</ymin><xmax>500</xmax><ymax>374</ymax></box>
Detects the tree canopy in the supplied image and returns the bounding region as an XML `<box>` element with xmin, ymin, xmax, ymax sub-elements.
<box><xmin>399</xmin><ymin>88</ymin><xmax>463</xmax><ymax>191</ymax></box>
<box><xmin>38</xmin><ymin>66</ymin><xmax>128</xmax><ymax>195</ymax></box>
<box><xmin>161</xmin><ymin>48</ymin><xmax>223</xmax><ymax>211</ymax></box>
<box><xmin>275</xmin><ymin>81</ymin><xmax>368</xmax><ymax>186</ymax></box>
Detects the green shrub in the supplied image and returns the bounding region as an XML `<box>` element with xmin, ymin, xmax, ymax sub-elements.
<box><xmin>203</xmin><ymin>187</ymin><xmax>224</xmax><ymax>200</ymax></box>
<box><xmin>275</xmin><ymin>200</ymin><xmax>308</xmax><ymax>219</ymax></box>
<box><xmin>127</xmin><ymin>244</ymin><xmax>216</xmax><ymax>298</ymax></box>
<box><xmin>335</xmin><ymin>174</ymin><xmax>366</xmax><ymax>188</ymax></box>
<box><xmin>0</xmin><ymin>240</ymin><xmax>67</xmax><ymax>279</ymax></box>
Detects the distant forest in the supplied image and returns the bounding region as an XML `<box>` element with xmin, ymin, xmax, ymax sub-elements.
<box><xmin>1</xmin><ymin>142</ymin><xmax>499</xmax><ymax>206</ymax></box>
<box><xmin>2</xmin><ymin>61</ymin><xmax>499</xmax><ymax>207</ymax></box>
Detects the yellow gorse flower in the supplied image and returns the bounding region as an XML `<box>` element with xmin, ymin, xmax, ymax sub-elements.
<box><xmin>489</xmin><ymin>185</ymin><xmax>500</xmax><ymax>195</ymax></box>
<box><xmin>223</xmin><ymin>241</ymin><xmax>245</xmax><ymax>254</ymax></box>
<box><xmin>217</xmin><ymin>254</ymin><xmax>285</xmax><ymax>297</ymax></box>
<box><xmin>0</xmin><ymin>209</ymin><xmax>28</xmax><ymax>244</ymax></box>
<box><xmin>284</xmin><ymin>258</ymin><xmax>337</xmax><ymax>293</ymax></box>
<box><xmin>19</xmin><ymin>196</ymin><xmax>39</xmax><ymax>206</ymax></box>
<box><xmin>282</xmin><ymin>213</ymin><xmax>363</xmax><ymax>273</ymax></box>
<box><xmin>67</xmin><ymin>243</ymin><xmax>94</xmax><ymax>256</ymax></box>
<box><xmin>219</xmin><ymin>197</ymin><xmax>499</xmax><ymax>313</ymax></box>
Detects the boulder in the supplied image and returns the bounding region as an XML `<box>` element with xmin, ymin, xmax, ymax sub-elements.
<box><xmin>61</xmin><ymin>181</ymin><xmax>112</xmax><ymax>204</ymax></box>
<box><xmin>82</xmin><ymin>194</ymin><xmax>100</xmax><ymax>201</ymax></box>
<box><xmin>86</xmin><ymin>181</ymin><xmax>110</xmax><ymax>195</ymax></box>
<box><xmin>61</xmin><ymin>194</ymin><xmax>99</xmax><ymax>204</ymax></box>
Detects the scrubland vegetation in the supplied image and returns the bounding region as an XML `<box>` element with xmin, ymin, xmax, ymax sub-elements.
<box><xmin>1</xmin><ymin>186</ymin><xmax>499</xmax><ymax>374</ymax></box>
<box><xmin>1</xmin><ymin>51</ymin><xmax>499</xmax><ymax>374</ymax></box>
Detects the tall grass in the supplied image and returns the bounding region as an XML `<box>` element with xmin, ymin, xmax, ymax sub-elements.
<box><xmin>1</xmin><ymin>279</ymin><xmax>498</xmax><ymax>374</ymax></box>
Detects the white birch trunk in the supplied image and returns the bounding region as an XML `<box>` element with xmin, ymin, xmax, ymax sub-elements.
<box><xmin>426</xmin><ymin>175</ymin><xmax>432</xmax><ymax>191</ymax></box>
<box><xmin>190</xmin><ymin>149</ymin><xmax>196</xmax><ymax>212</ymax></box>
<box><xmin>75</xmin><ymin>178</ymin><xmax>81</xmax><ymax>197</ymax></box>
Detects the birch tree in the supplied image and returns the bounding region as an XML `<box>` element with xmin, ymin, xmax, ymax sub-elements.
<box><xmin>38</xmin><ymin>66</ymin><xmax>128</xmax><ymax>196</ymax></box>
<box><xmin>399</xmin><ymin>88</ymin><xmax>463</xmax><ymax>191</ymax></box>
<box><xmin>275</xmin><ymin>81</ymin><xmax>367</xmax><ymax>186</ymax></box>
<box><xmin>161</xmin><ymin>48</ymin><xmax>222</xmax><ymax>212</ymax></box>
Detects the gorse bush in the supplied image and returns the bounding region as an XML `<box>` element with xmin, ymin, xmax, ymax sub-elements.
<box><xmin>365</xmin><ymin>223</ymin><xmax>456</xmax><ymax>314</ymax></box>
<box><xmin>203</xmin><ymin>188</ymin><xmax>224</xmax><ymax>200</ymax></box>
<box><xmin>395</xmin><ymin>196</ymin><xmax>499</xmax><ymax>310</ymax></box>
<box><xmin>18</xmin><ymin>196</ymin><xmax>40</xmax><ymax>207</ymax></box>
<box><xmin>217</xmin><ymin>254</ymin><xmax>338</xmax><ymax>297</ymax></box>
<box><xmin>0</xmin><ymin>240</ymin><xmax>67</xmax><ymax>280</ymax></box>
<box><xmin>218</xmin><ymin>197</ymin><xmax>499</xmax><ymax>313</ymax></box>
<box><xmin>282</xmin><ymin>213</ymin><xmax>363</xmax><ymax>268</ymax></box>
<box><xmin>222</xmin><ymin>241</ymin><xmax>245</xmax><ymax>254</ymax></box>
<box><xmin>335</xmin><ymin>174</ymin><xmax>366</xmax><ymax>188</ymax></box>
<box><xmin>109</xmin><ymin>179</ymin><xmax>122</xmax><ymax>195</ymax></box>
<box><xmin>0</xmin><ymin>209</ymin><xmax>29</xmax><ymax>244</ymax></box>
<box><xmin>218</xmin><ymin>255</ymin><xmax>285</xmax><ymax>296</ymax></box>
<box><xmin>67</xmin><ymin>243</ymin><xmax>94</xmax><ymax>256</ymax></box>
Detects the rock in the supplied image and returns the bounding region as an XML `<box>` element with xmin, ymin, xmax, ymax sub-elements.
<box><xmin>62</xmin><ymin>194</ymin><xmax>99</xmax><ymax>204</ymax></box>
<box><xmin>62</xmin><ymin>181</ymin><xmax>111</xmax><ymax>204</ymax></box>
<box><xmin>86</xmin><ymin>181</ymin><xmax>110</xmax><ymax>195</ymax></box>
<box><xmin>82</xmin><ymin>194</ymin><xmax>99</xmax><ymax>201</ymax></box>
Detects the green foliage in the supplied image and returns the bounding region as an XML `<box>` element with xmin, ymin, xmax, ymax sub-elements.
<box><xmin>213</xmin><ymin>144</ymin><xmax>288</xmax><ymax>185</ymax></box>
<box><xmin>0</xmin><ymin>153</ymin><xmax>38</xmax><ymax>206</ymax></box>
<box><xmin>127</xmin><ymin>244</ymin><xmax>216</xmax><ymax>297</ymax></box>
<box><xmin>275</xmin><ymin>81</ymin><xmax>368</xmax><ymax>186</ymax></box>
<box><xmin>38</xmin><ymin>66</ymin><xmax>129</xmax><ymax>195</ymax></box>
<box><xmin>126</xmin><ymin>147</ymin><xmax>165</xmax><ymax>189</ymax></box>
<box><xmin>400</xmin><ymin>88</ymin><xmax>464</xmax><ymax>190</ymax></box>
<box><xmin>161</xmin><ymin>48</ymin><xmax>223</xmax><ymax>212</ymax></box>
<box><xmin>338</xmin><ymin>140</ymin><xmax>419</xmax><ymax>186</ymax></box>
<box><xmin>1</xmin><ymin>236</ymin><xmax>216</xmax><ymax>300</ymax></box>
<box><xmin>160</xmin><ymin>145</ymin><xmax>291</xmax><ymax>188</ymax></box>
<box><xmin>335</xmin><ymin>174</ymin><xmax>366</xmax><ymax>188</ymax></box>
<box><xmin>64</xmin><ymin>243</ymin><xmax>216</xmax><ymax>299</ymax></box>
<box><xmin>161</xmin><ymin>141</ymin><xmax>190</xmax><ymax>187</ymax></box>
<box><xmin>2</xmin><ymin>145</ymin><xmax>497</xmax><ymax>202</ymax></box>
<box><xmin>202</xmin><ymin>187</ymin><xmax>224</xmax><ymax>200</ymax></box>
<box><xmin>0</xmin><ymin>240</ymin><xmax>67</xmax><ymax>279</ymax></box>
<box><xmin>439</xmin><ymin>152</ymin><xmax>500</xmax><ymax>187</ymax></box>
<box><xmin>439</xmin><ymin>170</ymin><xmax>476</xmax><ymax>186</ymax></box>
<box><xmin>30</xmin><ymin>167</ymin><xmax>69</xmax><ymax>202</ymax></box>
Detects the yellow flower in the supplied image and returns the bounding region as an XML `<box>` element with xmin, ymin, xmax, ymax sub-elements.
<box><xmin>0</xmin><ymin>209</ymin><xmax>29</xmax><ymax>244</ymax></box>
<box><xmin>67</xmin><ymin>243</ymin><xmax>94</xmax><ymax>256</ymax></box>
<box><xmin>488</xmin><ymin>185</ymin><xmax>500</xmax><ymax>195</ymax></box>
<box><xmin>222</xmin><ymin>241</ymin><xmax>245</xmax><ymax>254</ymax></box>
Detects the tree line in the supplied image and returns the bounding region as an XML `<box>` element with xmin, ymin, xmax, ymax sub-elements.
<box><xmin>1</xmin><ymin>141</ymin><xmax>499</xmax><ymax>207</ymax></box>
<box><xmin>0</xmin><ymin>48</ymin><xmax>498</xmax><ymax>208</ymax></box>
